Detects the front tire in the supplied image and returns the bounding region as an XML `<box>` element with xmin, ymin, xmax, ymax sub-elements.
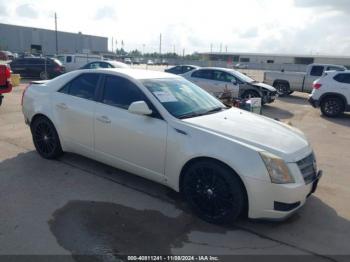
<box><xmin>31</xmin><ymin>116</ymin><xmax>63</xmax><ymax>159</ymax></box>
<box><xmin>182</xmin><ymin>160</ymin><xmax>246</xmax><ymax>224</ymax></box>
<box><xmin>320</xmin><ymin>97</ymin><xmax>344</xmax><ymax>117</ymax></box>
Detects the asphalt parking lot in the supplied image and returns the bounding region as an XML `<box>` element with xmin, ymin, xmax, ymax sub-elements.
<box><xmin>0</xmin><ymin>74</ymin><xmax>349</xmax><ymax>261</ymax></box>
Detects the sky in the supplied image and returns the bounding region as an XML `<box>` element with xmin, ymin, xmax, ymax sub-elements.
<box><xmin>0</xmin><ymin>0</ymin><xmax>350</xmax><ymax>55</ymax></box>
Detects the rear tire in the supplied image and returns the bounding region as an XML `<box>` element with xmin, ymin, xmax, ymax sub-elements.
<box><xmin>0</xmin><ymin>95</ymin><xmax>3</xmax><ymax>107</ymax></box>
<box><xmin>31</xmin><ymin>116</ymin><xmax>63</xmax><ymax>159</ymax></box>
<box><xmin>182</xmin><ymin>160</ymin><xmax>245</xmax><ymax>225</ymax></box>
<box><xmin>320</xmin><ymin>97</ymin><xmax>345</xmax><ymax>118</ymax></box>
<box><xmin>273</xmin><ymin>81</ymin><xmax>290</xmax><ymax>97</ymax></box>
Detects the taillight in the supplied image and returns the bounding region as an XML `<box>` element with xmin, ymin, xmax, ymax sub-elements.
<box><xmin>21</xmin><ymin>84</ymin><xmax>30</xmax><ymax>106</ymax></box>
<box><xmin>313</xmin><ymin>83</ymin><xmax>322</xmax><ymax>89</ymax></box>
<box><xmin>5</xmin><ymin>66</ymin><xmax>12</xmax><ymax>89</ymax></box>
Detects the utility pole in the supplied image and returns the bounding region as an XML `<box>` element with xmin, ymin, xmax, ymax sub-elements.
<box><xmin>173</xmin><ymin>45</ymin><xmax>176</xmax><ymax>54</ymax></box>
<box><xmin>210</xmin><ymin>43</ymin><xmax>213</xmax><ymax>53</ymax></box>
<box><xmin>112</xmin><ymin>37</ymin><xmax>114</xmax><ymax>53</ymax></box>
<box><xmin>182</xmin><ymin>48</ymin><xmax>185</xmax><ymax>58</ymax></box>
<box><xmin>54</xmin><ymin>12</ymin><xmax>58</xmax><ymax>55</ymax></box>
<box><xmin>159</xmin><ymin>34</ymin><xmax>162</xmax><ymax>56</ymax></box>
<box><xmin>220</xmin><ymin>43</ymin><xmax>222</xmax><ymax>53</ymax></box>
<box><xmin>225</xmin><ymin>45</ymin><xmax>228</xmax><ymax>53</ymax></box>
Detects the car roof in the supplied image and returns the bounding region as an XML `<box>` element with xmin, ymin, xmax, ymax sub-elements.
<box><xmin>195</xmin><ymin>67</ymin><xmax>235</xmax><ymax>72</ymax></box>
<box><xmin>80</xmin><ymin>68</ymin><xmax>181</xmax><ymax>80</ymax></box>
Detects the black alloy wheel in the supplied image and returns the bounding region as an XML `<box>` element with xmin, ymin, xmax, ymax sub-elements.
<box><xmin>182</xmin><ymin>160</ymin><xmax>245</xmax><ymax>224</ymax></box>
<box><xmin>274</xmin><ymin>82</ymin><xmax>290</xmax><ymax>96</ymax></box>
<box><xmin>320</xmin><ymin>97</ymin><xmax>344</xmax><ymax>118</ymax></box>
<box><xmin>31</xmin><ymin>116</ymin><xmax>63</xmax><ymax>159</ymax></box>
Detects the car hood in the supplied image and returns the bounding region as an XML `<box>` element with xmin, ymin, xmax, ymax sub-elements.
<box><xmin>251</xmin><ymin>82</ymin><xmax>276</xmax><ymax>92</ymax></box>
<box><xmin>183</xmin><ymin>108</ymin><xmax>310</xmax><ymax>162</ymax></box>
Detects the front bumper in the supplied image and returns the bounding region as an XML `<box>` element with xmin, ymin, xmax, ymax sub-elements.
<box><xmin>308</xmin><ymin>96</ymin><xmax>320</xmax><ymax>108</ymax></box>
<box><xmin>246</xmin><ymin>170</ymin><xmax>322</xmax><ymax>220</ymax></box>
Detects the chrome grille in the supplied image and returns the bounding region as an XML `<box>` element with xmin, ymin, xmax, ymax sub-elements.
<box><xmin>297</xmin><ymin>153</ymin><xmax>317</xmax><ymax>184</ymax></box>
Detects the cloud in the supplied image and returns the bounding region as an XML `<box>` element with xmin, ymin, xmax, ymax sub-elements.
<box><xmin>239</xmin><ymin>27</ymin><xmax>259</xmax><ymax>39</ymax></box>
<box><xmin>94</xmin><ymin>6</ymin><xmax>117</xmax><ymax>20</ymax></box>
<box><xmin>0</xmin><ymin>0</ymin><xmax>8</xmax><ymax>16</ymax></box>
<box><xmin>294</xmin><ymin>0</ymin><xmax>350</xmax><ymax>13</ymax></box>
<box><xmin>16</xmin><ymin>4</ymin><xmax>39</xmax><ymax>18</ymax></box>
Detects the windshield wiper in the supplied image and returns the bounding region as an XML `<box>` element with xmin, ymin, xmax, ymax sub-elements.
<box><xmin>178</xmin><ymin>107</ymin><xmax>226</xmax><ymax>119</ymax></box>
<box><xmin>178</xmin><ymin>112</ymin><xmax>205</xmax><ymax>119</ymax></box>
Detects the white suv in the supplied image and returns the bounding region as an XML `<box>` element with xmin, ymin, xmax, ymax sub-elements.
<box><xmin>309</xmin><ymin>71</ymin><xmax>350</xmax><ymax>117</ymax></box>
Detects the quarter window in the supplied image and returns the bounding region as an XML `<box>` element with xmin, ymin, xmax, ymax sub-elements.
<box><xmin>59</xmin><ymin>73</ymin><xmax>100</xmax><ymax>100</ymax></box>
<box><xmin>334</xmin><ymin>73</ymin><xmax>350</xmax><ymax>84</ymax></box>
<box><xmin>102</xmin><ymin>76</ymin><xmax>145</xmax><ymax>109</ymax></box>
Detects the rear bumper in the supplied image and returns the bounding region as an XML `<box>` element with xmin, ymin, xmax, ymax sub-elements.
<box><xmin>308</xmin><ymin>96</ymin><xmax>320</xmax><ymax>108</ymax></box>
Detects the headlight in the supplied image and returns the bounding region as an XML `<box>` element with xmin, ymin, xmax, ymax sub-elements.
<box><xmin>259</xmin><ymin>151</ymin><xmax>295</xmax><ymax>184</ymax></box>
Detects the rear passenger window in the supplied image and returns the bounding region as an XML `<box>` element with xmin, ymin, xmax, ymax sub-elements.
<box><xmin>102</xmin><ymin>76</ymin><xmax>145</xmax><ymax>109</ymax></box>
<box><xmin>310</xmin><ymin>66</ymin><xmax>324</xmax><ymax>77</ymax></box>
<box><xmin>191</xmin><ymin>69</ymin><xmax>213</xmax><ymax>80</ymax></box>
<box><xmin>334</xmin><ymin>73</ymin><xmax>350</xmax><ymax>84</ymax></box>
<box><xmin>59</xmin><ymin>74</ymin><xmax>100</xmax><ymax>100</ymax></box>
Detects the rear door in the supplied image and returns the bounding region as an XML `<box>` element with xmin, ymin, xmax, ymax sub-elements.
<box><xmin>189</xmin><ymin>69</ymin><xmax>215</xmax><ymax>92</ymax></box>
<box><xmin>51</xmin><ymin>73</ymin><xmax>100</xmax><ymax>156</ymax></box>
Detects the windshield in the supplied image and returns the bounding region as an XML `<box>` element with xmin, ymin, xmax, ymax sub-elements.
<box><xmin>142</xmin><ymin>78</ymin><xmax>226</xmax><ymax>119</ymax></box>
<box><xmin>230</xmin><ymin>70</ymin><xmax>255</xmax><ymax>83</ymax></box>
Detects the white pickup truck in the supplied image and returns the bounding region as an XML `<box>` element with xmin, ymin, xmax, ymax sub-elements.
<box><xmin>264</xmin><ymin>64</ymin><xmax>347</xmax><ymax>96</ymax></box>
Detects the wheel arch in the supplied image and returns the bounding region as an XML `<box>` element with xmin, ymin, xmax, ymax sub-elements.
<box><xmin>319</xmin><ymin>92</ymin><xmax>348</xmax><ymax>106</ymax></box>
<box><xmin>179</xmin><ymin>156</ymin><xmax>249</xmax><ymax>213</ymax></box>
<box><xmin>272</xmin><ymin>79</ymin><xmax>290</xmax><ymax>88</ymax></box>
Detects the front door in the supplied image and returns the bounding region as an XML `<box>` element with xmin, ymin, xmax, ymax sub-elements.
<box><xmin>94</xmin><ymin>75</ymin><xmax>167</xmax><ymax>182</ymax></box>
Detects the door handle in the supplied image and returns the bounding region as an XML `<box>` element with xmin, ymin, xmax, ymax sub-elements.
<box><xmin>56</xmin><ymin>103</ymin><xmax>68</xmax><ymax>110</ymax></box>
<box><xmin>96</xmin><ymin>115</ymin><xmax>111</xmax><ymax>124</ymax></box>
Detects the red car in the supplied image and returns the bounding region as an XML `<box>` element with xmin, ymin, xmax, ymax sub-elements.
<box><xmin>0</xmin><ymin>64</ymin><xmax>12</xmax><ymax>106</ymax></box>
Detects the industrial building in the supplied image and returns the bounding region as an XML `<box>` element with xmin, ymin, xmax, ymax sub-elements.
<box><xmin>200</xmin><ymin>52</ymin><xmax>350</xmax><ymax>70</ymax></box>
<box><xmin>0</xmin><ymin>23</ymin><xmax>108</xmax><ymax>56</ymax></box>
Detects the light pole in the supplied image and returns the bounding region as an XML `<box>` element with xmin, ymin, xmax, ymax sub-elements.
<box><xmin>54</xmin><ymin>12</ymin><xmax>58</xmax><ymax>55</ymax></box>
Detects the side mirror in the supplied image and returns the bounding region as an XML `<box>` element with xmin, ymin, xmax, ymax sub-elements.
<box><xmin>231</xmin><ymin>78</ymin><xmax>238</xmax><ymax>85</ymax></box>
<box><xmin>128</xmin><ymin>101</ymin><xmax>153</xmax><ymax>116</ymax></box>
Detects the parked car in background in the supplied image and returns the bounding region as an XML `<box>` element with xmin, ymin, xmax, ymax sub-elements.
<box><xmin>234</xmin><ymin>63</ymin><xmax>248</xmax><ymax>69</ymax></box>
<box><xmin>264</xmin><ymin>64</ymin><xmax>347</xmax><ymax>96</ymax></box>
<box><xmin>0</xmin><ymin>64</ymin><xmax>12</xmax><ymax>106</ymax></box>
<box><xmin>309</xmin><ymin>71</ymin><xmax>350</xmax><ymax>117</ymax></box>
<box><xmin>80</xmin><ymin>60</ymin><xmax>129</xmax><ymax>69</ymax></box>
<box><xmin>161</xmin><ymin>59</ymin><xmax>169</xmax><ymax>66</ymax></box>
<box><xmin>132</xmin><ymin>58</ymin><xmax>141</xmax><ymax>65</ymax></box>
<box><xmin>183</xmin><ymin>67</ymin><xmax>277</xmax><ymax>104</ymax></box>
<box><xmin>0</xmin><ymin>51</ymin><xmax>11</xmax><ymax>61</ymax></box>
<box><xmin>165</xmin><ymin>65</ymin><xmax>199</xmax><ymax>75</ymax></box>
<box><xmin>22</xmin><ymin>68</ymin><xmax>322</xmax><ymax>224</ymax></box>
<box><xmin>10</xmin><ymin>57</ymin><xmax>65</xmax><ymax>80</ymax></box>
<box><xmin>147</xmin><ymin>60</ymin><xmax>154</xmax><ymax>65</ymax></box>
<box><xmin>57</xmin><ymin>54</ymin><xmax>103</xmax><ymax>72</ymax></box>
<box><xmin>124</xmin><ymin>58</ymin><xmax>132</xmax><ymax>65</ymax></box>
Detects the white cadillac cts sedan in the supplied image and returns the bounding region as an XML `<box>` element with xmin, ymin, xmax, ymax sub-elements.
<box><xmin>22</xmin><ymin>69</ymin><xmax>322</xmax><ymax>224</ymax></box>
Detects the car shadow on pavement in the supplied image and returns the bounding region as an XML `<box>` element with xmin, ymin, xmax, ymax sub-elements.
<box><xmin>277</xmin><ymin>94</ymin><xmax>308</xmax><ymax>106</ymax></box>
<box><xmin>262</xmin><ymin>105</ymin><xmax>294</xmax><ymax>120</ymax></box>
<box><xmin>1</xmin><ymin>151</ymin><xmax>350</xmax><ymax>258</ymax></box>
<box><xmin>321</xmin><ymin>114</ymin><xmax>350</xmax><ymax>127</ymax></box>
